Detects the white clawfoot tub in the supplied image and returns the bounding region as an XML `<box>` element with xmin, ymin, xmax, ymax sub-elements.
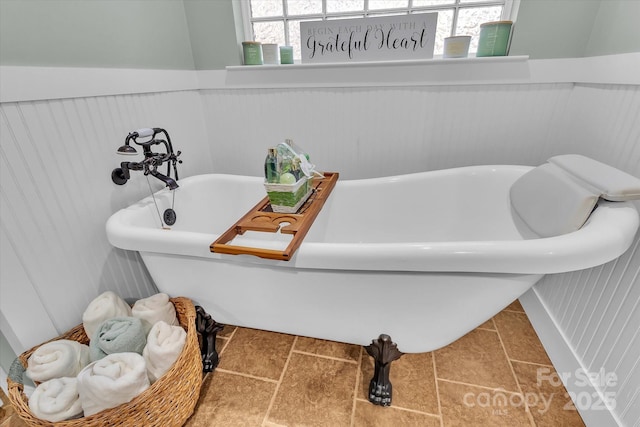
<box><xmin>106</xmin><ymin>165</ymin><xmax>639</xmax><ymax>354</ymax></box>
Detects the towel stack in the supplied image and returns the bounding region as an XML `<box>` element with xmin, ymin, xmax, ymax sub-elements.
<box><xmin>26</xmin><ymin>291</ymin><xmax>186</xmax><ymax>422</ymax></box>
<box><xmin>134</xmin><ymin>294</ymin><xmax>184</xmax><ymax>383</ymax></box>
<box><xmin>25</xmin><ymin>340</ymin><xmax>89</xmax><ymax>422</ymax></box>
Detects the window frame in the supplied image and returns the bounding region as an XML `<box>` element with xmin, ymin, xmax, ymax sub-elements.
<box><xmin>239</xmin><ymin>0</ymin><xmax>518</xmax><ymax>59</ymax></box>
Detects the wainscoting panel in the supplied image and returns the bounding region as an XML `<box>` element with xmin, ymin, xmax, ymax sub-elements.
<box><xmin>1</xmin><ymin>72</ymin><xmax>639</xmax><ymax>427</ymax></box>
<box><xmin>201</xmin><ymin>83</ymin><xmax>573</xmax><ymax>179</ymax></box>
<box><xmin>0</xmin><ymin>90</ymin><xmax>211</xmax><ymax>338</ymax></box>
<box><xmin>532</xmin><ymin>84</ymin><xmax>640</xmax><ymax>427</ymax></box>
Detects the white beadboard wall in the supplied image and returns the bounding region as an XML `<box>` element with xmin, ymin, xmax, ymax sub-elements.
<box><xmin>0</xmin><ymin>56</ymin><xmax>639</xmax><ymax>425</ymax></box>
<box><xmin>0</xmin><ymin>90</ymin><xmax>213</xmax><ymax>349</ymax></box>
<box><xmin>201</xmin><ymin>84</ymin><xmax>572</xmax><ymax>179</ymax></box>
<box><xmin>528</xmin><ymin>83</ymin><xmax>640</xmax><ymax>427</ymax></box>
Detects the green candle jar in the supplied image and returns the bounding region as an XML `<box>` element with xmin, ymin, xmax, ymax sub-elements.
<box><xmin>476</xmin><ymin>21</ymin><xmax>513</xmax><ymax>57</ymax></box>
<box><xmin>242</xmin><ymin>41</ymin><xmax>263</xmax><ymax>65</ymax></box>
<box><xmin>279</xmin><ymin>46</ymin><xmax>294</xmax><ymax>64</ymax></box>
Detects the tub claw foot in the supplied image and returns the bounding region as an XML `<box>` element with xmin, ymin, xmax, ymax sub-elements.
<box><xmin>365</xmin><ymin>334</ymin><xmax>403</xmax><ymax>407</ymax></box>
<box><xmin>195</xmin><ymin>306</ymin><xmax>224</xmax><ymax>372</ymax></box>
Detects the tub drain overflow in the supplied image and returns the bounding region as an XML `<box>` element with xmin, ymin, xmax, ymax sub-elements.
<box><xmin>163</xmin><ymin>208</ymin><xmax>177</xmax><ymax>226</ymax></box>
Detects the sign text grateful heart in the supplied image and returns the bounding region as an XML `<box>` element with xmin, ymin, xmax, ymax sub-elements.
<box><xmin>300</xmin><ymin>13</ymin><xmax>438</xmax><ymax>63</ymax></box>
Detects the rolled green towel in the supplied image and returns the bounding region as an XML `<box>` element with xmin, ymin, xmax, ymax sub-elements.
<box><xmin>89</xmin><ymin>317</ymin><xmax>148</xmax><ymax>361</ymax></box>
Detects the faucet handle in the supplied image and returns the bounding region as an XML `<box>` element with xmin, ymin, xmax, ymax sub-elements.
<box><xmin>134</xmin><ymin>128</ymin><xmax>155</xmax><ymax>138</ymax></box>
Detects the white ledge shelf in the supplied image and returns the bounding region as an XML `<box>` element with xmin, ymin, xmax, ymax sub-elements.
<box><xmin>3</xmin><ymin>53</ymin><xmax>637</xmax><ymax>102</ymax></box>
<box><xmin>224</xmin><ymin>56</ymin><xmax>531</xmax><ymax>88</ymax></box>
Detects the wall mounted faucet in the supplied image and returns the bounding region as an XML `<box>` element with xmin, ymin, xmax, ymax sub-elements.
<box><xmin>111</xmin><ymin>128</ymin><xmax>182</xmax><ymax>190</ymax></box>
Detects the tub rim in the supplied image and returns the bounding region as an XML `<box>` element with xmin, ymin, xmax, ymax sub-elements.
<box><xmin>106</xmin><ymin>166</ymin><xmax>640</xmax><ymax>275</ymax></box>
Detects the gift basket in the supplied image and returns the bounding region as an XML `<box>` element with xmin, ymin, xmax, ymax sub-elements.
<box><xmin>7</xmin><ymin>297</ymin><xmax>203</xmax><ymax>427</ymax></box>
<box><xmin>263</xmin><ymin>140</ymin><xmax>322</xmax><ymax>213</ymax></box>
<box><xmin>212</xmin><ymin>140</ymin><xmax>338</xmax><ymax>260</ymax></box>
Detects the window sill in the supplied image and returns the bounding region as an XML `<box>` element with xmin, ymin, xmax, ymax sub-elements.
<box><xmin>2</xmin><ymin>53</ymin><xmax>636</xmax><ymax>103</ymax></box>
<box><xmin>223</xmin><ymin>55</ymin><xmax>531</xmax><ymax>88</ymax></box>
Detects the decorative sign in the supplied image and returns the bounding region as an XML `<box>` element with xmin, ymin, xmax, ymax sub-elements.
<box><xmin>300</xmin><ymin>13</ymin><xmax>437</xmax><ymax>64</ymax></box>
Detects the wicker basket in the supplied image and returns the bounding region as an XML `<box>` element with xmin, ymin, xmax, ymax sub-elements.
<box><xmin>265</xmin><ymin>176</ymin><xmax>312</xmax><ymax>213</ymax></box>
<box><xmin>7</xmin><ymin>297</ymin><xmax>203</xmax><ymax>427</ymax></box>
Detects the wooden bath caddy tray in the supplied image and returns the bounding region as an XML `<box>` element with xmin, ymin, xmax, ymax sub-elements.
<box><xmin>211</xmin><ymin>172</ymin><xmax>339</xmax><ymax>261</ymax></box>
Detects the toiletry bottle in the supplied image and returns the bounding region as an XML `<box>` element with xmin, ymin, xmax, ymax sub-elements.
<box><xmin>277</xmin><ymin>144</ymin><xmax>293</xmax><ymax>174</ymax></box>
<box><xmin>291</xmin><ymin>158</ymin><xmax>302</xmax><ymax>181</ymax></box>
<box><xmin>265</xmin><ymin>148</ymin><xmax>279</xmax><ymax>183</ymax></box>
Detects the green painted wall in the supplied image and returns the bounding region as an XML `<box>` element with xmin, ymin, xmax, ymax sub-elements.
<box><xmin>0</xmin><ymin>0</ymin><xmax>195</xmax><ymax>69</ymax></box>
<box><xmin>0</xmin><ymin>0</ymin><xmax>638</xmax><ymax>71</ymax></box>
<box><xmin>509</xmin><ymin>0</ymin><xmax>601</xmax><ymax>58</ymax></box>
<box><xmin>510</xmin><ymin>0</ymin><xmax>640</xmax><ymax>58</ymax></box>
<box><xmin>586</xmin><ymin>0</ymin><xmax>640</xmax><ymax>57</ymax></box>
<box><xmin>183</xmin><ymin>0</ymin><xmax>241</xmax><ymax>69</ymax></box>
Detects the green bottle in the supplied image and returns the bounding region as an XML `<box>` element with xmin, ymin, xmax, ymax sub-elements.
<box><xmin>264</xmin><ymin>148</ymin><xmax>279</xmax><ymax>183</ymax></box>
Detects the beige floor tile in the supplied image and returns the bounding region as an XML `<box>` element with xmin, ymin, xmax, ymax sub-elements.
<box><xmin>494</xmin><ymin>311</ymin><xmax>552</xmax><ymax>365</ymax></box>
<box><xmin>360</xmin><ymin>352</ymin><xmax>439</xmax><ymax>414</ymax></box>
<box><xmin>353</xmin><ymin>400</ymin><xmax>441</xmax><ymax>426</ymax></box>
<box><xmin>477</xmin><ymin>318</ymin><xmax>496</xmax><ymax>330</ymax></box>
<box><xmin>268</xmin><ymin>352</ymin><xmax>357</xmax><ymax>427</ymax></box>
<box><xmin>214</xmin><ymin>336</ymin><xmax>227</xmax><ymax>353</ymax></box>
<box><xmin>184</xmin><ymin>307</ymin><xmax>582</xmax><ymax>427</ymax></box>
<box><xmin>295</xmin><ymin>336</ymin><xmax>361</xmax><ymax>362</ymax></box>
<box><xmin>0</xmin><ymin>389</ymin><xmax>25</xmax><ymax>427</ymax></box>
<box><xmin>217</xmin><ymin>327</ymin><xmax>294</xmax><ymax>380</ymax></box>
<box><xmin>434</xmin><ymin>329</ymin><xmax>520</xmax><ymax>392</ymax></box>
<box><xmin>438</xmin><ymin>380</ymin><xmax>533</xmax><ymax>427</ymax></box>
<box><xmin>185</xmin><ymin>371</ymin><xmax>276</xmax><ymax>426</ymax></box>
<box><xmin>512</xmin><ymin>362</ymin><xmax>585</xmax><ymax>427</ymax></box>
<box><xmin>505</xmin><ymin>299</ymin><xmax>525</xmax><ymax>312</ymax></box>
<box><xmin>1</xmin><ymin>415</ymin><xmax>29</xmax><ymax>427</ymax></box>
<box><xmin>0</xmin><ymin>402</ymin><xmax>11</xmax><ymax>423</ymax></box>
<box><xmin>217</xmin><ymin>324</ymin><xmax>236</xmax><ymax>338</ymax></box>
<box><xmin>0</xmin><ymin>388</ymin><xmax>9</xmax><ymax>405</ymax></box>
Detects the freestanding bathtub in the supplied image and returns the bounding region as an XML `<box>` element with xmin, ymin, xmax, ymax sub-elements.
<box><xmin>107</xmin><ymin>164</ymin><xmax>639</xmax><ymax>355</ymax></box>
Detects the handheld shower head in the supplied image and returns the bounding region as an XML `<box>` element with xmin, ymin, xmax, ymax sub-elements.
<box><xmin>116</xmin><ymin>144</ymin><xmax>138</xmax><ymax>155</ymax></box>
<box><xmin>116</xmin><ymin>128</ymin><xmax>154</xmax><ymax>154</ymax></box>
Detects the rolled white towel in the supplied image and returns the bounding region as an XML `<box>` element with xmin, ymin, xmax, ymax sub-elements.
<box><xmin>132</xmin><ymin>293</ymin><xmax>178</xmax><ymax>329</ymax></box>
<box><xmin>29</xmin><ymin>377</ymin><xmax>83</xmax><ymax>422</ymax></box>
<box><xmin>143</xmin><ymin>321</ymin><xmax>187</xmax><ymax>383</ymax></box>
<box><xmin>26</xmin><ymin>339</ymin><xmax>90</xmax><ymax>383</ymax></box>
<box><xmin>76</xmin><ymin>352</ymin><xmax>150</xmax><ymax>416</ymax></box>
<box><xmin>83</xmin><ymin>291</ymin><xmax>132</xmax><ymax>340</ymax></box>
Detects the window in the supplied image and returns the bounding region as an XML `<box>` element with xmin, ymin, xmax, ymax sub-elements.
<box><xmin>239</xmin><ymin>0</ymin><xmax>517</xmax><ymax>60</ymax></box>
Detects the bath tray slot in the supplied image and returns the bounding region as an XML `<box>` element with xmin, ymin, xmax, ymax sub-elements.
<box><xmin>211</xmin><ymin>172</ymin><xmax>339</xmax><ymax>261</ymax></box>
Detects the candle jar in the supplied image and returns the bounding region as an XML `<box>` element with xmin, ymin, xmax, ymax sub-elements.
<box><xmin>262</xmin><ymin>43</ymin><xmax>280</xmax><ymax>64</ymax></box>
<box><xmin>476</xmin><ymin>21</ymin><xmax>513</xmax><ymax>57</ymax></box>
<box><xmin>443</xmin><ymin>36</ymin><xmax>471</xmax><ymax>58</ymax></box>
<box><xmin>242</xmin><ymin>41</ymin><xmax>263</xmax><ymax>65</ymax></box>
<box><xmin>279</xmin><ymin>46</ymin><xmax>294</xmax><ymax>64</ymax></box>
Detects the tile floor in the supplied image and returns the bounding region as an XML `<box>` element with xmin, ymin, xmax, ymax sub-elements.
<box><xmin>1</xmin><ymin>300</ymin><xmax>585</xmax><ymax>427</ymax></box>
